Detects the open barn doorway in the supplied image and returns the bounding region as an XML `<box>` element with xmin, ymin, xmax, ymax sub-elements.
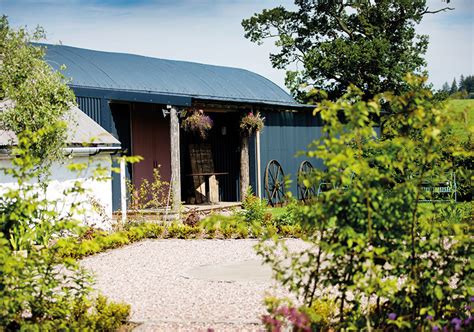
<box><xmin>181</xmin><ymin>111</ymin><xmax>241</xmax><ymax>204</ymax></box>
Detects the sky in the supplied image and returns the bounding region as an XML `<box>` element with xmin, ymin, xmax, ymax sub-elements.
<box><xmin>0</xmin><ymin>0</ymin><xmax>472</xmax><ymax>90</ymax></box>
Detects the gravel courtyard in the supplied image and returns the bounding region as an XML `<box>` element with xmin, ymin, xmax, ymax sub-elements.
<box><xmin>80</xmin><ymin>239</ymin><xmax>306</xmax><ymax>331</ymax></box>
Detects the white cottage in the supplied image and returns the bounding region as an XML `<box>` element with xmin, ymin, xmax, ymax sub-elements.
<box><xmin>0</xmin><ymin>102</ymin><xmax>121</xmax><ymax>229</ymax></box>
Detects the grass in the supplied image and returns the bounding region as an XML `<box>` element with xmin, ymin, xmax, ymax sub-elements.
<box><xmin>446</xmin><ymin>99</ymin><xmax>473</xmax><ymax>141</ymax></box>
<box><xmin>267</xmin><ymin>206</ymin><xmax>287</xmax><ymax>219</ymax></box>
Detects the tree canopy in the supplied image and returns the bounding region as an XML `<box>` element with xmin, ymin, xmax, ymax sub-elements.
<box><xmin>0</xmin><ymin>16</ymin><xmax>75</xmax><ymax>166</ymax></box>
<box><xmin>242</xmin><ymin>0</ymin><xmax>454</xmax><ymax>102</ymax></box>
<box><xmin>443</xmin><ymin>74</ymin><xmax>474</xmax><ymax>97</ymax></box>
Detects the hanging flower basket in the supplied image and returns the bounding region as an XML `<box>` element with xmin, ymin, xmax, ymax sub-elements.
<box><xmin>240</xmin><ymin>112</ymin><xmax>264</xmax><ymax>135</ymax></box>
<box><xmin>181</xmin><ymin>109</ymin><xmax>213</xmax><ymax>139</ymax></box>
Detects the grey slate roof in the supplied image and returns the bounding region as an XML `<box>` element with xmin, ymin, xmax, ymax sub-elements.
<box><xmin>0</xmin><ymin>101</ymin><xmax>120</xmax><ymax>147</ymax></box>
<box><xmin>41</xmin><ymin>44</ymin><xmax>301</xmax><ymax>107</ymax></box>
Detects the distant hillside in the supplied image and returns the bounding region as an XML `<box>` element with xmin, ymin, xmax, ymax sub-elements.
<box><xmin>446</xmin><ymin>99</ymin><xmax>473</xmax><ymax>141</ymax></box>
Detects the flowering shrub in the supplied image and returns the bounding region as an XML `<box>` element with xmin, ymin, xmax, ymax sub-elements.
<box><xmin>262</xmin><ymin>297</ymin><xmax>311</xmax><ymax>332</ymax></box>
<box><xmin>262</xmin><ymin>306</ymin><xmax>311</xmax><ymax>332</ymax></box>
<box><xmin>240</xmin><ymin>111</ymin><xmax>264</xmax><ymax>135</ymax></box>
<box><xmin>181</xmin><ymin>108</ymin><xmax>213</xmax><ymax>139</ymax></box>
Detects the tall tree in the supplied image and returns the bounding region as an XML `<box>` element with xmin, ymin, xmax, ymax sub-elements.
<box><xmin>242</xmin><ymin>0</ymin><xmax>454</xmax><ymax>101</ymax></box>
<box><xmin>450</xmin><ymin>78</ymin><xmax>458</xmax><ymax>94</ymax></box>
<box><xmin>459</xmin><ymin>74</ymin><xmax>474</xmax><ymax>93</ymax></box>
<box><xmin>441</xmin><ymin>81</ymin><xmax>450</xmax><ymax>92</ymax></box>
<box><xmin>459</xmin><ymin>74</ymin><xmax>465</xmax><ymax>90</ymax></box>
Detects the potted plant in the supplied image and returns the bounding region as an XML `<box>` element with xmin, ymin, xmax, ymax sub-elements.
<box><xmin>239</xmin><ymin>112</ymin><xmax>264</xmax><ymax>199</ymax></box>
<box><xmin>181</xmin><ymin>109</ymin><xmax>213</xmax><ymax>139</ymax></box>
<box><xmin>240</xmin><ymin>112</ymin><xmax>264</xmax><ymax>135</ymax></box>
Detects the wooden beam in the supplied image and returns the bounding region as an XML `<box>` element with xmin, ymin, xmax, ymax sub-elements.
<box><xmin>256</xmin><ymin>130</ymin><xmax>262</xmax><ymax>198</ymax></box>
<box><xmin>169</xmin><ymin>106</ymin><xmax>181</xmax><ymax>213</ymax></box>
<box><xmin>120</xmin><ymin>156</ymin><xmax>127</xmax><ymax>225</ymax></box>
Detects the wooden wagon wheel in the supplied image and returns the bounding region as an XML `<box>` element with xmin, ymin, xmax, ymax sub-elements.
<box><xmin>264</xmin><ymin>160</ymin><xmax>286</xmax><ymax>207</ymax></box>
<box><xmin>297</xmin><ymin>160</ymin><xmax>316</xmax><ymax>202</ymax></box>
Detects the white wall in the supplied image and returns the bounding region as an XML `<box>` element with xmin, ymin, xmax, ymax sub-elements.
<box><xmin>0</xmin><ymin>153</ymin><xmax>115</xmax><ymax>230</ymax></box>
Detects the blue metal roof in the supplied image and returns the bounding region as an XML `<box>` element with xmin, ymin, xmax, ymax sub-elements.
<box><xmin>41</xmin><ymin>44</ymin><xmax>301</xmax><ymax>107</ymax></box>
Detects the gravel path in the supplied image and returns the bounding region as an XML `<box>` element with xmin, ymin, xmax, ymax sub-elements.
<box><xmin>80</xmin><ymin>239</ymin><xmax>306</xmax><ymax>331</ymax></box>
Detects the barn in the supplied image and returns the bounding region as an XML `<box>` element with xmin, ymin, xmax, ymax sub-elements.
<box><xmin>41</xmin><ymin>44</ymin><xmax>322</xmax><ymax>211</ymax></box>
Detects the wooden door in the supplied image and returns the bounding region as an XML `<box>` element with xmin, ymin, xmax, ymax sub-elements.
<box><xmin>131</xmin><ymin>103</ymin><xmax>171</xmax><ymax>188</ymax></box>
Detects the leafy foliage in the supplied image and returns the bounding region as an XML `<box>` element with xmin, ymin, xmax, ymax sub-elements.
<box><xmin>242</xmin><ymin>0</ymin><xmax>453</xmax><ymax>101</ymax></box>
<box><xmin>256</xmin><ymin>76</ymin><xmax>473</xmax><ymax>330</ymax></box>
<box><xmin>55</xmin><ymin>216</ymin><xmax>303</xmax><ymax>260</ymax></box>
<box><xmin>0</xmin><ymin>110</ymin><xmax>130</xmax><ymax>331</ymax></box>
<box><xmin>0</xmin><ymin>16</ymin><xmax>75</xmax><ymax>167</ymax></box>
<box><xmin>272</xmin><ymin>199</ymin><xmax>299</xmax><ymax>226</ymax></box>
<box><xmin>56</xmin><ymin>222</ymin><xmax>165</xmax><ymax>259</ymax></box>
<box><xmin>127</xmin><ymin>166</ymin><xmax>170</xmax><ymax>214</ymax></box>
<box><xmin>0</xmin><ymin>19</ymin><xmax>130</xmax><ymax>329</ymax></box>
<box><xmin>239</xmin><ymin>187</ymin><xmax>268</xmax><ymax>225</ymax></box>
<box><xmin>0</xmin><ymin>241</ymin><xmax>130</xmax><ymax>330</ymax></box>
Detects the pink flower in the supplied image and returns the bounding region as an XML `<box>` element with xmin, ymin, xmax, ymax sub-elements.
<box><xmin>276</xmin><ymin>306</ymin><xmax>290</xmax><ymax>316</ymax></box>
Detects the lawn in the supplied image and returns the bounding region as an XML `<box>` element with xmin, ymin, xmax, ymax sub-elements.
<box><xmin>267</xmin><ymin>206</ymin><xmax>287</xmax><ymax>219</ymax></box>
<box><xmin>446</xmin><ymin>99</ymin><xmax>474</xmax><ymax>141</ymax></box>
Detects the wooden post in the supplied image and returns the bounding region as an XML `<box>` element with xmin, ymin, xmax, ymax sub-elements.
<box><xmin>170</xmin><ymin>106</ymin><xmax>181</xmax><ymax>213</ymax></box>
<box><xmin>120</xmin><ymin>156</ymin><xmax>127</xmax><ymax>225</ymax></box>
<box><xmin>256</xmin><ymin>130</ymin><xmax>261</xmax><ymax>198</ymax></box>
<box><xmin>240</xmin><ymin>135</ymin><xmax>249</xmax><ymax>200</ymax></box>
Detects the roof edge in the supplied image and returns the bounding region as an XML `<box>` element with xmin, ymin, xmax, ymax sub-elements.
<box><xmin>71</xmin><ymin>85</ymin><xmax>309</xmax><ymax>109</ymax></box>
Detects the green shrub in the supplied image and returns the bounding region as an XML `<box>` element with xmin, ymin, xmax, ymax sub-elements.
<box><xmin>55</xmin><ymin>216</ymin><xmax>306</xmax><ymax>261</ymax></box>
<box><xmin>273</xmin><ymin>200</ymin><xmax>299</xmax><ymax>226</ymax></box>
<box><xmin>202</xmin><ymin>213</ymin><xmax>262</xmax><ymax>239</ymax></box>
<box><xmin>221</xmin><ymin>223</ymin><xmax>236</xmax><ymax>239</ymax></box>
<box><xmin>166</xmin><ymin>223</ymin><xmax>201</xmax><ymax>239</ymax></box>
<box><xmin>126</xmin><ymin>226</ymin><xmax>146</xmax><ymax>242</ymax></box>
<box><xmin>300</xmin><ymin>298</ymin><xmax>337</xmax><ymax>329</ymax></box>
<box><xmin>16</xmin><ymin>295</ymin><xmax>130</xmax><ymax>330</ymax></box>
<box><xmin>0</xmin><ymin>237</ymin><xmax>131</xmax><ymax>330</ymax></box>
<box><xmin>142</xmin><ymin>223</ymin><xmax>165</xmax><ymax>238</ymax></box>
<box><xmin>82</xmin><ymin>295</ymin><xmax>131</xmax><ymax>330</ymax></box>
<box><xmin>278</xmin><ymin>225</ymin><xmax>302</xmax><ymax>238</ymax></box>
<box><xmin>77</xmin><ymin>238</ymin><xmax>103</xmax><ymax>257</ymax></box>
<box><xmin>204</xmin><ymin>226</ymin><xmax>217</xmax><ymax>239</ymax></box>
<box><xmin>240</xmin><ymin>187</ymin><xmax>267</xmax><ymax>225</ymax></box>
<box><xmin>200</xmin><ymin>212</ymin><xmax>300</xmax><ymax>239</ymax></box>
<box><xmin>54</xmin><ymin>237</ymin><xmax>77</xmax><ymax>258</ymax></box>
<box><xmin>55</xmin><ymin>223</ymin><xmax>168</xmax><ymax>259</ymax></box>
<box><xmin>235</xmin><ymin>223</ymin><xmax>249</xmax><ymax>238</ymax></box>
<box><xmin>127</xmin><ymin>167</ymin><xmax>169</xmax><ymax>212</ymax></box>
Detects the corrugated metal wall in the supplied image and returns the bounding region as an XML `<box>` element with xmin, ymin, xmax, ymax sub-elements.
<box><xmin>76</xmin><ymin>96</ymin><xmax>102</xmax><ymax>124</ymax></box>
<box><xmin>257</xmin><ymin>110</ymin><xmax>324</xmax><ymax>199</ymax></box>
<box><xmin>75</xmin><ymin>95</ymin><xmax>122</xmax><ymax>210</ymax></box>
